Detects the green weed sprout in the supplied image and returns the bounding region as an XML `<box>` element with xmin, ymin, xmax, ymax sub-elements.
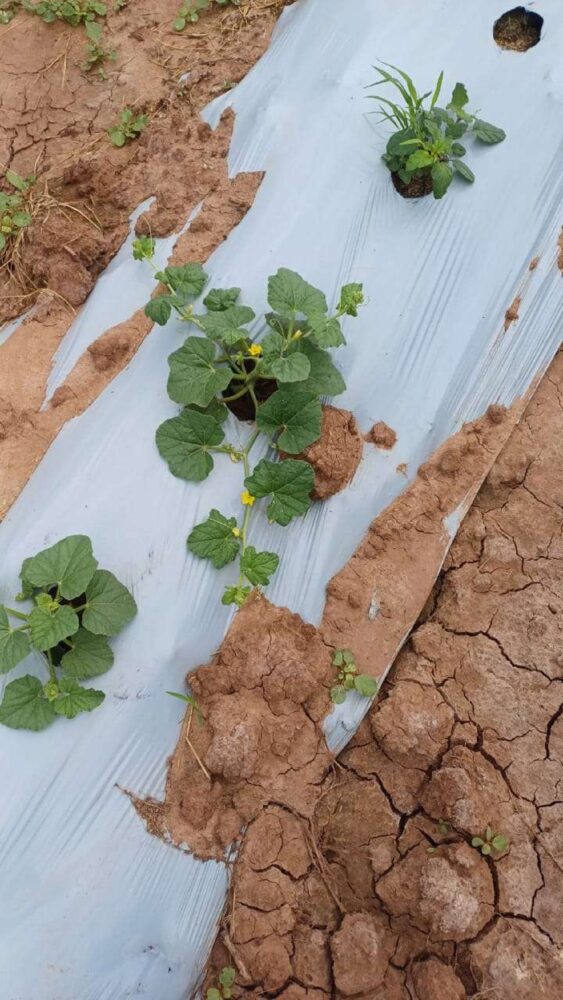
<box><xmin>207</xmin><ymin>966</ymin><xmax>236</xmax><ymax>1000</ymax></box>
<box><xmin>330</xmin><ymin>648</ymin><xmax>378</xmax><ymax>704</ymax></box>
<box><xmin>108</xmin><ymin>108</ymin><xmax>148</xmax><ymax>147</ymax></box>
<box><xmin>472</xmin><ymin>827</ymin><xmax>509</xmax><ymax>857</ymax></box>
<box><xmin>173</xmin><ymin>0</ymin><xmax>239</xmax><ymax>31</ymax></box>
<box><xmin>0</xmin><ymin>535</ymin><xmax>137</xmax><ymax>731</ymax></box>
<box><xmin>20</xmin><ymin>0</ymin><xmax>107</xmax><ymax>25</ymax></box>
<box><xmin>133</xmin><ymin>236</ymin><xmax>364</xmax><ymax>608</ymax></box>
<box><xmin>368</xmin><ymin>63</ymin><xmax>506</xmax><ymax>199</ymax></box>
<box><xmin>0</xmin><ymin>170</ymin><xmax>34</xmax><ymax>258</ymax></box>
<box><xmin>82</xmin><ymin>19</ymin><xmax>115</xmax><ymax>77</ymax></box>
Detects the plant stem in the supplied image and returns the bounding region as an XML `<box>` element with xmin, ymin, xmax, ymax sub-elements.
<box><xmin>222</xmin><ymin>384</ymin><xmax>252</xmax><ymax>404</ymax></box>
<box><xmin>46</xmin><ymin>648</ymin><xmax>56</xmax><ymax>684</ymax></box>
<box><xmin>4</xmin><ymin>607</ymin><xmax>29</xmax><ymax>622</ymax></box>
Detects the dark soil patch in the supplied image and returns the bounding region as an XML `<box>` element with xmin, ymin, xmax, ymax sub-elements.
<box><xmin>223</xmin><ymin>362</ymin><xmax>277</xmax><ymax>421</ymax></box>
<box><xmin>493</xmin><ymin>7</ymin><xmax>543</xmax><ymax>51</ymax></box>
<box><xmin>392</xmin><ymin>170</ymin><xmax>433</xmax><ymax>199</ymax></box>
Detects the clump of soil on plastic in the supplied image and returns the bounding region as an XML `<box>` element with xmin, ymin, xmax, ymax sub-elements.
<box><xmin>391</xmin><ymin>171</ymin><xmax>433</xmax><ymax>199</ymax></box>
<box><xmin>281</xmin><ymin>406</ymin><xmax>363</xmax><ymax>500</ymax></box>
<box><xmin>198</xmin><ymin>350</ymin><xmax>563</xmax><ymax>998</ymax></box>
<box><xmin>368</xmin><ymin>420</ymin><xmax>397</xmax><ymax>450</ymax></box>
<box><xmin>0</xmin><ymin>1</ymin><xmax>284</xmax><ymax>518</ymax></box>
<box><xmin>493</xmin><ymin>7</ymin><xmax>543</xmax><ymax>52</ymax></box>
<box><xmin>504</xmin><ymin>294</ymin><xmax>521</xmax><ymax>330</ymax></box>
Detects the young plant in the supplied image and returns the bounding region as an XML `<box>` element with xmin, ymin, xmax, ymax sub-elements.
<box><xmin>133</xmin><ymin>236</ymin><xmax>364</xmax><ymax>607</ymax></box>
<box><xmin>108</xmin><ymin>108</ymin><xmax>148</xmax><ymax>147</ymax></box>
<box><xmin>471</xmin><ymin>827</ymin><xmax>509</xmax><ymax>857</ymax></box>
<box><xmin>21</xmin><ymin>0</ymin><xmax>107</xmax><ymax>25</ymax></box>
<box><xmin>369</xmin><ymin>63</ymin><xmax>506</xmax><ymax>199</ymax></box>
<box><xmin>330</xmin><ymin>648</ymin><xmax>378</xmax><ymax>704</ymax></box>
<box><xmin>0</xmin><ymin>169</ymin><xmax>34</xmax><ymax>260</ymax></box>
<box><xmin>167</xmin><ymin>689</ymin><xmax>203</xmax><ymax>724</ymax></box>
<box><xmin>207</xmin><ymin>967</ymin><xmax>236</xmax><ymax>1000</ymax></box>
<box><xmin>0</xmin><ymin>535</ymin><xmax>137</xmax><ymax>731</ymax></box>
<box><xmin>173</xmin><ymin>0</ymin><xmax>239</xmax><ymax>31</ymax></box>
<box><xmin>82</xmin><ymin>19</ymin><xmax>115</xmax><ymax>78</ymax></box>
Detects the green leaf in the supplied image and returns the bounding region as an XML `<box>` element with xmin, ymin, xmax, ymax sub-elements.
<box><xmin>256</xmin><ymin>389</ymin><xmax>322</xmax><ymax>453</ymax></box>
<box><xmin>342</xmin><ymin>650</ymin><xmax>355</xmax><ymax>665</ymax></box>
<box><xmin>198</xmin><ymin>305</ymin><xmax>255</xmax><ymax>347</ymax></box>
<box><xmin>203</xmin><ymin>287</ymin><xmax>241</xmax><ymax>312</ymax></box>
<box><xmin>471</xmin><ymin>837</ymin><xmax>485</xmax><ymax>848</ymax></box>
<box><xmin>85</xmin><ymin>19</ymin><xmax>102</xmax><ymax>42</ymax></box>
<box><xmin>354</xmin><ymin>674</ymin><xmax>378</xmax><ymax>697</ymax></box>
<box><xmin>82</xmin><ymin>570</ymin><xmax>137</xmax><ymax>636</ymax></box>
<box><xmin>156</xmin><ymin>263</ymin><xmax>207</xmax><ymax>297</ymax></box>
<box><xmin>23</xmin><ymin>534</ymin><xmax>98</xmax><ymax>599</ymax></box>
<box><xmin>492</xmin><ymin>834</ymin><xmax>509</xmax><ymax>852</ymax></box>
<box><xmin>485</xmin><ymin>826</ymin><xmax>493</xmax><ymax>841</ymax></box>
<box><xmin>406</xmin><ymin>150</ymin><xmax>434</xmax><ymax>171</ymax></box>
<box><xmin>451</xmin><ymin>142</ymin><xmax>466</xmax><ymax>157</ymax></box>
<box><xmin>450</xmin><ymin>82</ymin><xmax>469</xmax><ymax>109</ymax></box>
<box><xmin>307</xmin><ymin>315</ymin><xmax>345</xmax><ymax>348</ymax></box>
<box><xmin>145</xmin><ymin>295</ymin><xmax>173</xmax><ymax>326</ymax></box>
<box><xmin>244</xmin><ymin>459</ymin><xmax>314</xmax><ymax>526</ymax></box>
<box><xmin>167</xmin><ymin>337</ymin><xmax>232</xmax><ymax>407</ymax></box>
<box><xmin>452</xmin><ymin>159</ymin><xmax>475</xmax><ymax>183</ymax></box>
<box><xmin>481</xmin><ymin>843</ymin><xmax>492</xmax><ymax>856</ymax></box>
<box><xmin>0</xmin><ymin>675</ymin><xmax>57</xmax><ymax>731</ymax></box>
<box><xmin>0</xmin><ymin>234</ymin><xmax>5</xmax><ymax>253</ymax></box>
<box><xmin>222</xmin><ymin>584</ymin><xmax>251</xmax><ymax>608</ymax></box>
<box><xmin>338</xmin><ymin>282</ymin><xmax>364</xmax><ymax>317</ymax></box>
<box><xmin>11</xmin><ymin>211</ymin><xmax>32</xmax><ymax>228</ymax></box>
<box><xmin>187</xmin><ymin>398</ymin><xmax>228</xmax><ymax>424</ymax></box>
<box><xmin>430</xmin><ymin>70</ymin><xmax>444</xmax><ymax>108</ymax></box>
<box><xmin>0</xmin><ymin>606</ymin><xmax>31</xmax><ymax>674</ymax></box>
<box><xmin>156</xmin><ymin>409</ymin><xmax>224</xmax><ymax>481</ymax></box>
<box><xmin>109</xmin><ymin>128</ymin><xmax>126</xmax><ymax>147</ymax></box>
<box><xmin>29</xmin><ymin>603</ymin><xmax>79</xmax><ymax>652</ymax></box>
<box><xmin>269</xmin><ymin>351</ymin><xmax>311</xmax><ymax>383</ymax></box>
<box><xmin>52</xmin><ymin>678</ymin><xmax>105</xmax><ymax>719</ymax></box>
<box><xmin>473</xmin><ymin>120</ymin><xmax>506</xmax><ymax>145</ymax></box>
<box><xmin>445</xmin><ymin>120</ymin><xmax>467</xmax><ymax>140</ymax></box>
<box><xmin>332</xmin><ymin>650</ymin><xmax>344</xmax><ymax>667</ymax></box>
<box><xmin>206</xmin><ymin>991</ymin><xmax>221</xmax><ymax>1000</ymax></box>
<box><xmin>288</xmin><ymin>341</ymin><xmax>345</xmax><ymax>396</ymax></box>
<box><xmin>240</xmin><ymin>546</ymin><xmax>279</xmax><ymax>586</ymax></box>
<box><xmin>267</xmin><ymin>268</ymin><xmax>327</xmax><ymax>319</ymax></box>
<box><xmin>330</xmin><ymin>686</ymin><xmax>347</xmax><ymax>704</ymax></box>
<box><xmin>187</xmin><ymin>509</ymin><xmax>241</xmax><ymax>569</ymax></box>
<box><xmin>61</xmin><ymin>629</ymin><xmax>114</xmax><ymax>679</ymax></box>
<box><xmin>219</xmin><ymin>968</ymin><xmax>236</xmax><ymax>989</ymax></box>
<box><xmin>431</xmin><ymin>161</ymin><xmax>454</xmax><ymax>200</ymax></box>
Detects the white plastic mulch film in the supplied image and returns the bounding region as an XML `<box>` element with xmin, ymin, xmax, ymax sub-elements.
<box><xmin>1</xmin><ymin>1</ymin><xmax>562</xmax><ymax>997</ymax></box>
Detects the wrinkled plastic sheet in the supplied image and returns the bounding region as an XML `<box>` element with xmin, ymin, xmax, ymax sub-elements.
<box><xmin>1</xmin><ymin>1</ymin><xmax>562</xmax><ymax>997</ymax></box>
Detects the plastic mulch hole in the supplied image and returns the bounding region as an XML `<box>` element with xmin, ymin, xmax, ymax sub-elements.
<box><xmin>493</xmin><ymin>7</ymin><xmax>543</xmax><ymax>51</ymax></box>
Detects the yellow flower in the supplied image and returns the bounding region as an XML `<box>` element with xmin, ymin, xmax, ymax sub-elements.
<box><xmin>241</xmin><ymin>490</ymin><xmax>256</xmax><ymax>507</ymax></box>
<box><xmin>231</xmin><ymin>526</ymin><xmax>242</xmax><ymax>538</ymax></box>
<box><xmin>248</xmin><ymin>343</ymin><xmax>263</xmax><ymax>357</ymax></box>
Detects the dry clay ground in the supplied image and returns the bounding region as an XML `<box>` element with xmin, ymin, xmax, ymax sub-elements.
<box><xmin>1</xmin><ymin>4</ymin><xmax>562</xmax><ymax>999</ymax></box>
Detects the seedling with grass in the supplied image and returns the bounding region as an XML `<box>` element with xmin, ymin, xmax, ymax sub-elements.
<box><xmin>330</xmin><ymin>648</ymin><xmax>378</xmax><ymax>704</ymax></box>
<box><xmin>167</xmin><ymin>689</ymin><xmax>203</xmax><ymax>725</ymax></box>
<box><xmin>108</xmin><ymin>108</ymin><xmax>148</xmax><ymax>147</ymax></box>
<box><xmin>0</xmin><ymin>170</ymin><xmax>34</xmax><ymax>259</ymax></box>
<box><xmin>173</xmin><ymin>0</ymin><xmax>239</xmax><ymax>31</ymax></box>
<box><xmin>133</xmin><ymin>237</ymin><xmax>364</xmax><ymax>607</ymax></box>
<box><xmin>0</xmin><ymin>535</ymin><xmax>137</xmax><ymax>731</ymax></box>
<box><xmin>471</xmin><ymin>826</ymin><xmax>509</xmax><ymax>857</ymax></box>
<box><xmin>369</xmin><ymin>63</ymin><xmax>506</xmax><ymax>199</ymax></box>
<box><xmin>207</xmin><ymin>967</ymin><xmax>236</xmax><ymax>1000</ymax></box>
<box><xmin>82</xmin><ymin>18</ymin><xmax>115</xmax><ymax>77</ymax></box>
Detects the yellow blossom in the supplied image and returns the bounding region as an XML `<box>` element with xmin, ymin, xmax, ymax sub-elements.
<box><xmin>241</xmin><ymin>490</ymin><xmax>256</xmax><ymax>507</ymax></box>
<box><xmin>231</xmin><ymin>527</ymin><xmax>242</xmax><ymax>538</ymax></box>
<box><xmin>248</xmin><ymin>343</ymin><xmax>263</xmax><ymax>357</ymax></box>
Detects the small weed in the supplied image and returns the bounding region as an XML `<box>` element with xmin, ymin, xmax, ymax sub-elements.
<box><xmin>167</xmin><ymin>690</ymin><xmax>203</xmax><ymax>725</ymax></box>
<box><xmin>173</xmin><ymin>0</ymin><xmax>239</xmax><ymax>31</ymax></box>
<box><xmin>369</xmin><ymin>63</ymin><xmax>506</xmax><ymax>199</ymax></box>
<box><xmin>0</xmin><ymin>170</ymin><xmax>34</xmax><ymax>259</ymax></box>
<box><xmin>82</xmin><ymin>19</ymin><xmax>115</xmax><ymax>77</ymax></box>
<box><xmin>330</xmin><ymin>648</ymin><xmax>378</xmax><ymax>704</ymax></box>
<box><xmin>207</xmin><ymin>966</ymin><xmax>236</xmax><ymax>1000</ymax></box>
<box><xmin>108</xmin><ymin>108</ymin><xmax>148</xmax><ymax>147</ymax></box>
<box><xmin>21</xmin><ymin>0</ymin><xmax>107</xmax><ymax>25</ymax></box>
<box><xmin>472</xmin><ymin>827</ymin><xmax>509</xmax><ymax>857</ymax></box>
<box><xmin>133</xmin><ymin>237</ymin><xmax>364</xmax><ymax>607</ymax></box>
<box><xmin>0</xmin><ymin>535</ymin><xmax>137</xmax><ymax>731</ymax></box>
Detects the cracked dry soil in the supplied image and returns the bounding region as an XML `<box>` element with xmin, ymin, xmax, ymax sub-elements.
<box><xmin>162</xmin><ymin>352</ymin><xmax>562</xmax><ymax>999</ymax></box>
<box><xmin>0</xmin><ymin>0</ymin><xmax>286</xmax><ymax>516</ymax></box>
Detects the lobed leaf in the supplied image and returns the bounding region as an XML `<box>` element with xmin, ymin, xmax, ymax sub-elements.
<box><xmin>0</xmin><ymin>606</ymin><xmax>31</xmax><ymax>674</ymax></box>
<box><xmin>81</xmin><ymin>570</ymin><xmax>137</xmax><ymax>636</ymax></box>
<box><xmin>267</xmin><ymin>268</ymin><xmax>327</xmax><ymax>319</ymax></box>
<box><xmin>197</xmin><ymin>305</ymin><xmax>256</xmax><ymax>347</ymax></box>
<box><xmin>307</xmin><ymin>315</ymin><xmax>345</xmax><ymax>349</ymax></box>
<box><xmin>28</xmin><ymin>603</ymin><xmax>79</xmax><ymax>652</ymax></box>
<box><xmin>22</xmin><ymin>534</ymin><xmax>98</xmax><ymax>599</ymax></box>
<box><xmin>52</xmin><ymin>678</ymin><xmax>105</xmax><ymax>719</ymax></box>
<box><xmin>240</xmin><ymin>546</ymin><xmax>279</xmax><ymax>586</ymax></box>
<box><xmin>269</xmin><ymin>352</ymin><xmax>311</xmax><ymax>384</ymax></box>
<box><xmin>61</xmin><ymin>629</ymin><xmax>114</xmax><ymax>679</ymax></box>
<box><xmin>244</xmin><ymin>459</ymin><xmax>314</xmax><ymax>526</ymax></box>
<box><xmin>288</xmin><ymin>341</ymin><xmax>345</xmax><ymax>396</ymax></box>
<box><xmin>187</xmin><ymin>509</ymin><xmax>240</xmax><ymax>569</ymax></box>
<box><xmin>354</xmin><ymin>674</ymin><xmax>378</xmax><ymax>697</ymax></box>
<box><xmin>450</xmin><ymin>82</ymin><xmax>469</xmax><ymax>110</ymax></box>
<box><xmin>156</xmin><ymin>409</ymin><xmax>224</xmax><ymax>481</ymax></box>
<box><xmin>167</xmin><ymin>337</ymin><xmax>231</xmax><ymax>407</ymax></box>
<box><xmin>0</xmin><ymin>675</ymin><xmax>57</xmax><ymax>731</ymax></box>
<box><xmin>256</xmin><ymin>388</ymin><xmax>322</xmax><ymax>453</ymax></box>
<box><xmin>203</xmin><ymin>287</ymin><xmax>241</xmax><ymax>312</ymax></box>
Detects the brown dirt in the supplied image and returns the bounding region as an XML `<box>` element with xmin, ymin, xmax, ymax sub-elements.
<box><xmin>504</xmin><ymin>294</ymin><xmax>521</xmax><ymax>330</ymax></box>
<box><xmin>0</xmin><ymin>0</ymin><xmax>286</xmax><ymax>517</ymax></box>
<box><xmin>367</xmin><ymin>420</ymin><xmax>397</xmax><ymax>451</ymax></box>
<box><xmin>493</xmin><ymin>8</ymin><xmax>543</xmax><ymax>52</ymax></box>
<box><xmin>391</xmin><ymin>170</ymin><xmax>433</xmax><ymax>199</ymax></box>
<box><xmin>195</xmin><ymin>350</ymin><xmax>563</xmax><ymax>998</ymax></box>
<box><xmin>282</xmin><ymin>406</ymin><xmax>363</xmax><ymax>500</ymax></box>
